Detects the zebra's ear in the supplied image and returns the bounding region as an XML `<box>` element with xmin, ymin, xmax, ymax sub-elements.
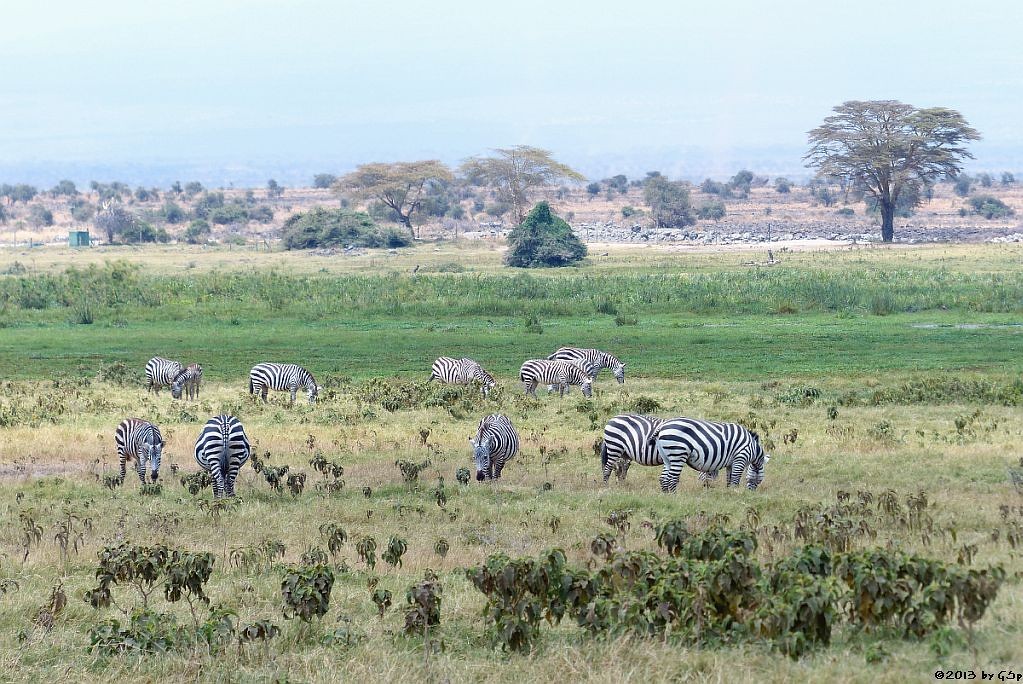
<box><xmin>750</xmin><ymin>431</ymin><xmax>761</xmax><ymax>443</ymax></box>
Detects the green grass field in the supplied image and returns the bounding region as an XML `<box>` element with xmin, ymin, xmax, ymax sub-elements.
<box><xmin>0</xmin><ymin>242</ymin><xmax>1021</xmax><ymax>682</ymax></box>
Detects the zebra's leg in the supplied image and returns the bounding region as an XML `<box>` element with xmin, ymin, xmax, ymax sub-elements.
<box><xmin>525</xmin><ymin>381</ymin><xmax>537</xmax><ymax>398</ymax></box>
<box><xmin>117</xmin><ymin>448</ymin><xmax>127</xmax><ymax>484</ymax></box>
<box><xmin>135</xmin><ymin>450</ymin><xmax>147</xmax><ymax>485</ymax></box>
<box><xmin>657</xmin><ymin>443</ymin><xmax>684</xmax><ymax>493</ymax></box>
<box><xmin>727</xmin><ymin>460</ymin><xmax>744</xmax><ymax>488</ymax></box>
<box><xmin>208</xmin><ymin>457</ymin><xmax>227</xmax><ymax>499</ymax></box>
<box><xmin>260</xmin><ymin>385</ymin><xmax>268</xmax><ymax>403</ymax></box>
<box><xmin>602</xmin><ymin>456</ymin><xmax>614</xmax><ymax>484</ymax></box>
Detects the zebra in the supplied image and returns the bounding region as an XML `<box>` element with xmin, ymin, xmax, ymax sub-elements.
<box><xmin>114</xmin><ymin>418</ymin><xmax>164</xmax><ymax>485</ymax></box>
<box><xmin>194</xmin><ymin>415</ymin><xmax>251</xmax><ymax>498</ymax></box>
<box><xmin>428</xmin><ymin>356</ymin><xmax>496</xmax><ymax>396</ymax></box>
<box><xmin>547</xmin><ymin>347</ymin><xmax>626</xmax><ymax>383</ymax></box>
<box><xmin>471</xmin><ymin>413</ymin><xmax>520</xmax><ymax>481</ymax></box>
<box><xmin>248</xmin><ymin>363</ymin><xmax>320</xmax><ymax>404</ymax></box>
<box><xmin>145</xmin><ymin>357</ymin><xmax>184</xmax><ymax>394</ymax></box>
<box><xmin>648</xmin><ymin>417</ymin><xmax>770</xmax><ymax>493</ymax></box>
<box><xmin>171</xmin><ymin>363</ymin><xmax>203</xmax><ymax>400</ymax></box>
<box><xmin>520</xmin><ymin>359</ymin><xmax>592</xmax><ymax>398</ymax></box>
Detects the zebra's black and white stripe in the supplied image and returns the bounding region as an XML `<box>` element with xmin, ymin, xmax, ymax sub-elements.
<box><xmin>546</xmin><ymin>358</ymin><xmax>598</xmax><ymax>395</ymax></box>
<box><xmin>145</xmin><ymin>357</ymin><xmax>184</xmax><ymax>394</ymax></box>
<box><xmin>171</xmin><ymin>363</ymin><xmax>203</xmax><ymax>400</ymax></box>
<box><xmin>599</xmin><ymin>414</ymin><xmax>665</xmax><ymax>483</ymax></box>
<box><xmin>547</xmin><ymin>347</ymin><xmax>626</xmax><ymax>383</ymax></box>
<box><xmin>520</xmin><ymin>359</ymin><xmax>593</xmax><ymax>398</ymax></box>
<box><xmin>429</xmin><ymin>357</ymin><xmax>496</xmax><ymax>396</ymax></box>
<box><xmin>114</xmin><ymin>418</ymin><xmax>164</xmax><ymax>485</ymax></box>
<box><xmin>471</xmin><ymin>413</ymin><xmax>520</xmax><ymax>481</ymax></box>
<box><xmin>649</xmin><ymin>417</ymin><xmax>770</xmax><ymax>492</ymax></box>
<box><xmin>194</xmin><ymin>415</ymin><xmax>251</xmax><ymax>498</ymax></box>
<box><xmin>249</xmin><ymin>363</ymin><xmax>320</xmax><ymax>404</ymax></box>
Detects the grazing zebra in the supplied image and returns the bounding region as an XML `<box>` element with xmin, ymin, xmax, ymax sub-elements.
<box><xmin>471</xmin><ymin>413</ymin><xmax>520</xmax><ymax>481</ymax></box>
<box><xmin>114</xmin><ymin>418</ymin><xmax>164</xmax><ymax>485</ymax></box>
<box><xmin>648</xmin><ymin>417</ymin><xmax>770</xmax><ymax>493</ymax></box>
<box><xmin>145</xmin><ymin>357</ymin><xmax>184</xmax><ymax>394</ymax></box>
<box><xmin>194</xmin><ymin>415</ymin><xmax>251</xmax><ymax>498</ymax></box>
<box><xmin>171</xmin><ymin>363</ymin><xmax>203</xmax><ymax>400</ymax></box>
<box><xmin>249</xmin><ymin>363</ymin><xmax>320</xmax><ymax>404</ymax></box>
<box><xmin>428</xmin><ymin>356</ymin><xmax>497</xmax><ymax>396</ymax></box>
<box><xmin>547</xmin><ymin>347</ymin><xmax>626</xmax><ymax>383</ymax></box>
<box><xmin>520</xmin><ymin>359</ymin><xmax>592</xmax><ymax>398</ymax></box>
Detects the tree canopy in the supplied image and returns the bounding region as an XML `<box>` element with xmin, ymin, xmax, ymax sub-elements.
<box><xmin>461</xmin><ymin>146</ymin><xmax>584</xmax><ymax>224</ymax></box>
<box><xmin>806</xmin><ymin>100</ymin><xmax>979</xmax><ymax>241</ymax></box>
<box><xmin>643</xmin><ymin>177</ymin><xmax>696</xmax><ymax>229</ymax></box>
<box><xmin>335</xmin><ymin>160</ymin><xmax>452</xmax><ymax>236</ymax></box>
<box><xmin>505</xmin><ymin>202</ymin><xmax>586</xmax><ymax>268</ymax></box>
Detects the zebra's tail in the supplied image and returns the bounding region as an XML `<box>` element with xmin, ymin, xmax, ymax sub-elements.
<box><xmin>599</xmin><ymin>438</ymin><xmax>608</xmax><ymax>469</ymax></box>
<box><xmin>248</xmin><ymin>377</ymin><xmax>254</xmax><ymax>394</ymax></box>
<box><xmin>647</xmin><ymin>425</ymin><xmax>663</xmax><ymax>448</ymax></box>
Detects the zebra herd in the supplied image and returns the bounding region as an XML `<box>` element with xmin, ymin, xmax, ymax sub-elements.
<box><xmin>118</xmin><ymin>348</ymin><xmax>768</xmax><ymax>498</ymax></box>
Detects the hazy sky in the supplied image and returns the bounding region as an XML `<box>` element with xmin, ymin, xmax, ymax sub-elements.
<box><xmin>3</xmin><ymin>0</ymin><xmax>1022</xmax><ymax>182</ymax></box>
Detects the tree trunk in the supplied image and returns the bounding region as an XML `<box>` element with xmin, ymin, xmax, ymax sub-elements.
<box><xmin>879</xmin><ymin>201</ymin><xmax>895</xmax><ymax>242</ymax></box>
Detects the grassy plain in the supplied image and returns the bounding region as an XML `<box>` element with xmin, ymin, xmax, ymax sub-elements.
<box><xmin>0</xmin><ymin>241</ymin><xmax>1021</xmax><ymax>683</ymax></box>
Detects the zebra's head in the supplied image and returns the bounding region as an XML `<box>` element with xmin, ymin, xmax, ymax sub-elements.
<box><xmin>747</xmin><ymin>435</ymin><xmax>769</xmax><ymax>490</ymax></box>
<box><xmin>140</xmin><ymin>433</ymin><xmax>164</xmax><ymax>482</ymax></box>
<box><xmin>470</xmin><ymin>436</ymin><xmax>492</xmax><ymax>481</ymax></box>
<box><xmin>580</xmin><ymin>379</ymin><xmax>593</xmax><ymax>398</ymax></box>
<box><xmin>170</xmin><ymin>371</ymin><xmax>186</xmax><ymax>399</ymax></box>
<box><xmin>307</xmin><ymin>384</ymin><xmax>321</xmax><ymax>403</ymax></box>
<box><xmin>613</xmin><ymin>362</ymin><xmax>626</xmax><ymax>384</ymax></box>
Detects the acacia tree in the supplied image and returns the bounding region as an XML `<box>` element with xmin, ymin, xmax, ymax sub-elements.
<box><xmin>806</xmin><ymin>100</ymin><xmax>979</xmax><ymax>242</ymax></box>
<box><xmin>335</xmin><ymin>161</ymin><xmax>452</xmax><ymax>237</ymax></box>
<box><xmin>460</xmin><ymin>146</ymin><xmax>584</xmax><ymax>223</ymax></box>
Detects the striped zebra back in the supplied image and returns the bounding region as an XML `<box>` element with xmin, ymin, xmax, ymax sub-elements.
<box><xmin>194</xmin><ymin>415</ymin><xmax>251</xmax><ymax>498</ymax></box>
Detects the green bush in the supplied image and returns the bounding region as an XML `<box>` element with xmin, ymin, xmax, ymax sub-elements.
<box><xmin>209</xmin><ymin>204</ymin><xmax>248</xmax><ymax>225</ymax></box>
<box><xmin>697</xmin><ymin>201</ymin><xmax>726</xmax><ymax>221</ymax></box>
<box><xmin>161</xmin><ymin>202</ymin><xmax>187</xmax><ymax>224</ymax></box>
<box><xmin>184</xmin><ymin>220</ymin><xmax>211</xmax><ymax>244</ymax></box>
<box><xmin>967</xmin><ymin>195</ymin><xmax>1015</xmax><ymax>220</ymax></box>
<box><xmin>505</xmin><ymin>202</ymin><xmax>586</xmax><ymax>268</ymax></box>
<box><xmin>282</xmin><ymin>207</ymin><xmax>408</xmax><ymax>250</ymax></box>
<box><xmin>836</xmin><ymin>207</ymin><xmax>855</xmax><ymax>217</ymax></box>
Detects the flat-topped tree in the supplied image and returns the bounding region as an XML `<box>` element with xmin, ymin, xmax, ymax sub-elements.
<box><xmin>461</xmin><ymin>146</ymin><xmax>584</xmax><ymax>224</ymax></box>
<box><xmin>806</xmin><ymin>100</ymin><xmax>979</xmax><ymax>242</ymax></box>
<box><xmin>335</xmin><ymin>161</ymin><xmax>452</xmax><ymax>238</ymax></box>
